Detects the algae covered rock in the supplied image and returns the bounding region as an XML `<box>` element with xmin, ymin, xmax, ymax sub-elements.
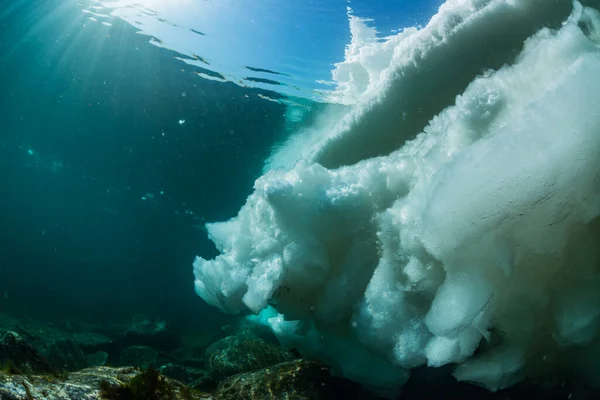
<box><xmin>41</xmin><ymin>338</ymin><xmax>88</xmax><ymax>372</ymax></box>
<box><xmin>205</xmin><ymin>333</ymin><xmax>294</xmax><ymax>378</ymax></box>
<box><xmin>86</xmin><ymin>351</ymin><xmax>108</xmax><ymax>367</ymax></box>
<box><xmin>0</xmin><ymin>366</ymin><xmax>215</xmax><ymax>400</ymax></box>
<box><xmin>0</xmin><ymin>314</ymin><xmax>64</xmax><ymax>350</ymax></box>
<box><xmin>73</xmin><ymin>332</ymin><xmax>114</xmax><ymax>354</ymax></box>
<box><xmin>158</xmin><ymin>363</ymin><xmax>208</xmax><ymax>384</ymax></box>
<box><xmin>215</xmin><ymin>359</ymin><xmax>363</xmax><ymax>400</ymax></box>
<box><xmin>120</xmin><ymin>345</ymin><xmax>158</xmax><ymax>368</ymax></box>
<box><xmin>124</xmin><ymin>314</ymin><xmax>178</xmax><ymax>350</ymax></box>
<box><xmin>0</xmin><ymin>331</ymin><xmax>56</xmax><ymax>375</ymax></box>
<box><xmin>168</xmin><ymin>346</ymin><xmax>206</xmax><ymax>369</ymax></box>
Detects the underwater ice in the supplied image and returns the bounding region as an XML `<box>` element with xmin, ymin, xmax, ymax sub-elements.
<box><xmin>194</xmin><ymin>0</ymin><xmax>600</xmax><ymax>397</ymax></box>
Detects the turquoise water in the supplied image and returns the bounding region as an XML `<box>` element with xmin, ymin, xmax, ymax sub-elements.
<box><xmin>2</xmin><ymin>1</ymin><xmax>600</xmax><ymax>399</ymax></box>
<box><xmin>0</xmin><ymin>0</ymin><xmax>295</xmax><ymax>325</ymax></box>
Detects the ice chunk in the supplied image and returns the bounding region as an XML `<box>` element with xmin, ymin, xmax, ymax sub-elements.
<box><xmin>194</xmin><ymin>1</ymin><xmax>600</xmax><ymax>396</ymax></box>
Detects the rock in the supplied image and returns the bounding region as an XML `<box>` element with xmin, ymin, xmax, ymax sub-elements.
<box><xmin>120</xmin><ymin>345</ymin><xmax>158</xmax><ymax>368</ymax></box>
<box><xmin>124</xmin><ymin>314</ymin><xmax>178</xmax><ymax>350</ymax></box>
<box><xmin>158</xmin><ymin>363</ymin><xmax>208</xmax><ymax>384</ymax></box>
<box><xmin>205</xmin><ymin>333</ymin><xmax>294</xmax><ymax>378</ymax></box>
<box><xmin>0</xmin><ymin>331</ymin><xmax>56</xmax><ymax>375</ymax></box>
<box><xmin>168</xmin><ymin>346</ymin><xmax>206</xmax><ymax>369</ymax></box>
<box><xmin>41</xmin><ymin>338</ymin><xmax>88</xmax><ymax>372</ymax></box>
<box><xmin>0</xmin><ymin>314</ymin><xmax>64</xmax><ymax>351</ymax></box>
<box><xmin>73</xmin><ymin>332</ymin><xmax>114</xmax><ymax>353</ymax></box>
<box><xmin>0</xmin><ymin>366</ymin><xmax>215</xmax><ymax>399</ymax></box>
<box><xmin>216</xmin><ymin>359</ymin><xmax>365</xmax><ymax>400</ymax></box>
<box><xmin>189</xmin><ymin>375</ymin><xmax>218</xmax><ymax>392</ymax></box>
<box><xmin>219</xmin><ymin>318</ymin><xmax>279</xmax><ymax>343</ymax></box>
<box><xmin>86</xmin><ymin>352</ymin><xmax>108</xmax><ymax>367</ymax></box>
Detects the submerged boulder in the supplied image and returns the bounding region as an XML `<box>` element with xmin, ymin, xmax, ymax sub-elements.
<box><xmin>158</xmin><ymin>363</ymin><xmax>208</xmax><ymax>384</ymax></box>
<box><xmin>0</xmin><ymin>366</ymin><xmax>215</xmax><ymax>400</ymax></box>
<box><xmin>73</xmin><ymin>332</ymin><xmax>114</xmax><ymax>354</ymax></box>
<box><xmin>168</xmin><ymin>343</ymin><xmax>207</xmax><ymax>370</ymax></box>
<box><xmin>86</xmin><ymin>351</ymin><xmax>108</xmax><ymax>367</ymax></box>
<box><xmin>215</xmin><ymin>359</ymin><xmax>372</xmax><ymax>400</ymax></box>
<box><xmin>124</xmin><ymin>314</ymin><xmax>178</xmax><ymax>350</ymax></box>
<box><xmin>205</xmin><ymin>333</ymin><xmax>294</xmax><ymax>378</ymax></box>
<box><xmin>41</xmin><ymin>338</ymin><xmax>88</xmax><ymax>372</ymax></box>
<box><xmin>0</xmin><ymin>331</ymin><xmax>56</xmax><ymax>375</ymax></box>
<box><xmin>120</xmin><ymin>345</ymin><xmax>158</xmax><ymax>369</ymax></box>
<box><xmin>0</xmin><ymin>314</ymin><xmax>64</xmax><ymax>351</ymax></box>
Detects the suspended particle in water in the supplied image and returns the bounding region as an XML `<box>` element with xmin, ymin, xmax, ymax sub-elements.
<box><xmin>178</xmin><ymin>119</ymin><xmax>186</xmax><ymax>125</ymax></box>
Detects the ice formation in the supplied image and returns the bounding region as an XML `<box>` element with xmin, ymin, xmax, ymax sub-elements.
<box><xmin>194</xmin><ymin>0</ymin><xmax>600</xmax><ymax>397</ymax></box>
